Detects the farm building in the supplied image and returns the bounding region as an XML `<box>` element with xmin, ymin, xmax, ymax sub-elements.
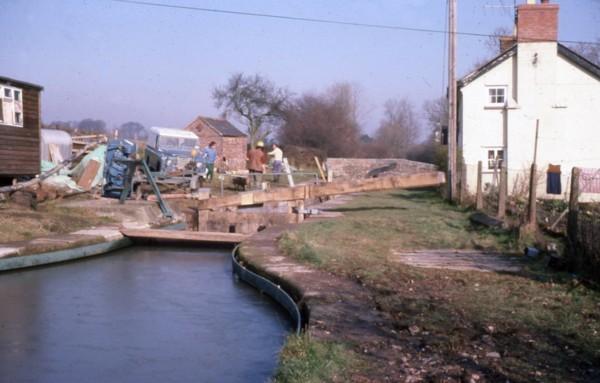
<box><xmin>184</xmin><ymin>116</ymin><xmax>247</xmax><ymax>172</ymax></box>
<box><xmin>0</xmin><ymin>76</ymin><xmax>43</xmax><ymax>184</ymax></box>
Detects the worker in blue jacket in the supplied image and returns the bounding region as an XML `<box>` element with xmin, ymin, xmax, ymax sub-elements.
<box><xmin>202</xmin><ymin>141</ymin><xmax>217</xmax><ymax>181</ymax></box>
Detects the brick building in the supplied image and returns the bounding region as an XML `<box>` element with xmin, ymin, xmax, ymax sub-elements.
<box><xmin>184</xmin><ymin>116</ymin><xmax>247</xmax><ymax>171</ymax></box>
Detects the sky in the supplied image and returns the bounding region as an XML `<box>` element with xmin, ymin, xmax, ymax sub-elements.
<box><xmin>1</xmin><ymin>0</ymin><xmax>599</xmax><ymax>135</ymax></box>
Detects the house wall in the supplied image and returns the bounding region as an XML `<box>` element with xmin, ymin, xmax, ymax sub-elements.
<box><xmin>460</xmin><ymin>42</ymin><xmax>600</xmax><ymax>201</ymax></box>
<box><xmin>0</xmin><ymin>85</ymin><xmax>41</xmax><ymax>177</ymax></box>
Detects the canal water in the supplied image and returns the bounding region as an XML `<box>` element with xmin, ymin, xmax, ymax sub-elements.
<box><xmin>0</xmin><ymin>246</ymin><xmax>292</xmax><ymax>383</ymax></box>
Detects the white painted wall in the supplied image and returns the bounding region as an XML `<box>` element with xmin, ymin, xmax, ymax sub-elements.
<box><xmin>459</xmin><ymin>42</ymin><xmax>600</xmax><ymax>201</ymax></box>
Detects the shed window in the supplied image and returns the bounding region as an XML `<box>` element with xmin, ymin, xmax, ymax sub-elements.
<box><xmin>487</xmin><ymin>86</ymin><xmax>507</xmax><ymax>105</ymax></box>
<box><xmin>0</xmin><ymin>85</ymin><xmax>24</xmax><ymax>127</ymax></box>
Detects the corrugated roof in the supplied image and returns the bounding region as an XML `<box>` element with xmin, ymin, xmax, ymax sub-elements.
<box><xmin>149</xmin><ymin>126</ymin><xmax>199</xmax><ymax>139</ymax></box>
<box><xmin>186</xmin><ymin>116</ymin><xmax>246</xmax><ymax>137</ymax></box>
<box><xmin>0</xmin><ymin>76</ymin><xmax>44</xmax><ymax>90</ymax></box>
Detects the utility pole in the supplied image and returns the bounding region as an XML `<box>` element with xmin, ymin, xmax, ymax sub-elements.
<box><xmin>447</xmin><ymin>0</ymin><xmax>458</xmax><ymax>201</ymax></box>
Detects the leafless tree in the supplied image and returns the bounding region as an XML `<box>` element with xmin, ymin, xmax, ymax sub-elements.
<box><xmin>373</xmin><ymin>98</ymin><xmax>419</xmax><ymax>158</ymax></box>
<box><xmin>213</xmin><ymin>73</ymin><xmax>290</xmax><ymax>146</ymax></box>
<box><xmin>279</xmin><ymin>83</ymin><xmax>362</xmax><ymax>157</ymax></box>
<box><xmin>571</xmin><ymin>38</ymin><xmax>600</xmax><ymax>66</ymax></box>
<box><xmin>485</xmin><ymin>26</ymin><xmax>513</xmax><ymax>55</ymax></box>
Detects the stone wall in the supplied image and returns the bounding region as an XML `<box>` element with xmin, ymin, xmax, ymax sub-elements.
<box><xmin>326</xmin><ymin>158</ymin><xmax>437</xmax><ymax>179</ymax></box>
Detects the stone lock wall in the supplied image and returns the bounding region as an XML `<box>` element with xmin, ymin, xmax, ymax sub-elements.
<box><xmin>326</xmin><ymin>158</ymin><xmax>437</xmax><ymax>179</ymax></box>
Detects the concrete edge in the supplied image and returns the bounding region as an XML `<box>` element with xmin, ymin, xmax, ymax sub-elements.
<box><xmin>232</xmin><ymin>245</ymin><xmax>302</xmax><ymax>335</ymax></box>
<box><xmin>0</xmin><ymin>238</ymin><xmax>133</xmax><ymax>272</ymax></box>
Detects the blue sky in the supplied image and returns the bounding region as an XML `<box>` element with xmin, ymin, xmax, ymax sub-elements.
<box><xmin>1</xmin><ymin>0</ymin><xmax>598</xmax><ymax>134</ymax></box>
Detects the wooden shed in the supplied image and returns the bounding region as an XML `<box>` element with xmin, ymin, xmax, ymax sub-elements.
<box><xmin>184</xmin><ymin>116</ymin><xmax>247</xmax><ymax>171</ymax></box>
<box><xmin>0</xmin><ymin>76</ymin><xmax>43</xmax><ymax>183</ymax></box>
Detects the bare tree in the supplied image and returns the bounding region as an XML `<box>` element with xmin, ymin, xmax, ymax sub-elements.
<box><xmin>571</xmin><ymin>38</ymin><xmax>600</xmax><ymax>66</ymax></box>
<box><xmin>485</xmin><ymin>26</ymin><xmax>513</xmax><ymax>55</ymax></box>
<box><xmin>373</xmin><ymin>98</ymin><xmax>419</xmax><ymax>158</ymax></box>
<box><xmin>213</xmin><ymin>73</ymin><xmax>290</xmax><ymax>146</ymax></box>
<box><xmin>118</xmin><ymin>121</ymin><xmax>147</xmax><ymax>141</ymax></box>
<box><xmin>279</xmin><ymin>83</ymin><xmax>362</xmax><ymax>157</ymax></box>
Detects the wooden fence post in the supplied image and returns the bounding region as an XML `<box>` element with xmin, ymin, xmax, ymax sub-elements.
<box><xmin>527</xmin><ymin>163</ymin><xmax>537</xmax><ymax>228</ymax></box>
<box><xmin>567</xmin><ymin>167</ymin><xmax>581</xmax><ymax>249</ymax></box>
<box><xmin>497</xmin><ymin>165</ymin><xmax>507</xmax><ymax>219</ymax></box>
<box><xmin>476</xmin><ymin>161</ymin><xmax>483</xmax><ymax>210</ymax></box>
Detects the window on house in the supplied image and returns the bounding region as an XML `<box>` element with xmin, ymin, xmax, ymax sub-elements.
<box><xmin>4</xmin><ymin>88</ymin><xmax>12</xmax><ymax>99</ymax></box>
<box><xmin>15</xmin><ymin>112</ymin><xmax>22</xmax><ymax>125</ymax></box>
<box><xmin>487</xmin><ymin>86</ymin><xmax>506</xmax><ymax>105</ymax></box>
<box><xmin>488</xmin><ymin>149</ymin><xmax>504</xmax><ymax>170</ymax></box>
<box><xmin>14</xmin><ymin>90</ymin><xmax>20</xmax><ymax>102</ymax></box>
<box><xmin>0</xmin><ymin>99</ymin><xmax>3</xmax><ymax>122</ymax></box>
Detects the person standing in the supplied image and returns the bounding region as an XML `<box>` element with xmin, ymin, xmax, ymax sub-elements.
<box><xmin>247</xmin><ymin>141</ymin><xmax>266</xmax><ymax>188</ymax></box>
<box><xmin>202</xmin><ymin>141</ymin><xmax>217</xmax><ymax>181</ymax></box>
<box><xmin>268</xmin><ymin>143</ymin><xmax>283</xmax><ymax>182</ymax></box>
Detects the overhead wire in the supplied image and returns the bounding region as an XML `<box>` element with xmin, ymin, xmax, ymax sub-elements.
<box><xmin>108</xmin><ymin>0</ymin><xmax>600</xmax><ymax>46</ymax></box>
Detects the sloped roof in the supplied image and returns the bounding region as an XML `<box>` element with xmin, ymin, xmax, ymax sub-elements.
<box><xmin>458</xmin><ymin>43</ymin><xmax>600</xmax><ymax>89</ymax></box>
<box><xmin>458</xmin><ymin>45</ymin><xmax>517</xmax><ymax>88</ymax></box>
<box><xmin>185</xmin><ymin>116</ymin><xmax>246</xmax><ymax>137</ymax></box>
<box><xmin>0</xmin><ymin>75</ymin><xmax>44</xmax><ymax>90</ymax></box>
<box><xmin>557</xmin><ymin>43</ymin><xmax>600</xmax><ymax>81</ymax></box>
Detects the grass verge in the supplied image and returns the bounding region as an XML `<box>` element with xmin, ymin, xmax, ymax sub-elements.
<box><xmin>0</xmin><ymin>201</ymin><xmax>114</xmax><ymax>243</ymax></box>
<box><xmin>278</xmin><ymin>189</ymin><xmax>600</xmax><ymax>382</ymax></box>
<box><xmin>274</xmin><ymin>335</ymin><xmax>358</xmax><ymax>383</ymax></box>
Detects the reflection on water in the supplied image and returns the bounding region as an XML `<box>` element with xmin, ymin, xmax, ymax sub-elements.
<box><xmin>0</xmin><ymin>246</ymin><xmax>291</xmax><ymax>383</ymax></box>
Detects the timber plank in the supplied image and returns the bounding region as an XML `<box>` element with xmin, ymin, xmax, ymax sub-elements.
<box><xmin>120</xmin><ymin>229</ymin><xmax>249</xmax><ymax>244</ymax></box>
<box><xmin>198</xmin><ymin>172</ymin><xmax>446</xmax><ymax>209</ymax></box>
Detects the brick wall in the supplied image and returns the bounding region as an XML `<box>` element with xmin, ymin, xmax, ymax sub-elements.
<box><xmin>222</xmin><ymin>136</ymin><xmax>247</xmax><ymax>172</ymax></box>
<box><xmin>326</xmin><ymin>158</ymin><xmax>437</xmax><ymax>179</ymax></box>
<box><xmin>517</xmin><ymin>3</ymin><xmax>559</xmax><ymax>43</ymax></box>
<box><xmin>192</xmin><ymin>128</ymin><xmax>247</xmax><ymax>171</ymax></box>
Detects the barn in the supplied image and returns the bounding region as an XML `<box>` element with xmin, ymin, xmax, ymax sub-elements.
<box><xmin>184</xmin><ymin>116</ymin><xmax>247</xmax><ymax>172</ymax></box>
<box><xmin>0</xmin><ymin>76</ymin><xmax>43</xmax><ymax>184</ymax></box>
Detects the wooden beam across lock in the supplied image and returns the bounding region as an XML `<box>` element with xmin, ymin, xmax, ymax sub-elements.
<box><xmin>196</xmin><ymin>171</ymin><xmax>446</xmax><ymax>210</ymax></box>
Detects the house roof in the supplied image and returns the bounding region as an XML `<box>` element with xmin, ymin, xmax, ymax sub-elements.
<box><xmin>557</xmin><ymin>43</ymin><xmax>600</xmax><ymax>81</ymax></box>
<box><xmin>186</xmin><ymin>116</ymin><xmax>246</xmax><ymax>137</ymax></box>
<box><xmin>458</xmin><ymin>46</ymin><xmax>517</xmax><ymax>88</ymax></box>
<box><xmin>458</xmin><ymin>43</ymin><xmax>600</xmax><ymax>89</ymax></box>
<box><xmin>0</xmin><ymin>76</ymin><xmax>44</xmax><ymax>91</ymax></box>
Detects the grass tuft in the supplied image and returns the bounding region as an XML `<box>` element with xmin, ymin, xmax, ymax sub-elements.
<box><xmin>274</xmin><ymin>335</ymin><xmax>357</xmax><ymax>383</ymax></box>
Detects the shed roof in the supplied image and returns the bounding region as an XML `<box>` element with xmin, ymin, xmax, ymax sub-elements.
<box><xmin>0</xmin><ymin>75</ymin><xmax>44</xmax><ymax>91</ymax></box>
<box><xmin>185</xmin><ymin>116</ymin><xmax>246</xmax><ymax>137</ymax></box>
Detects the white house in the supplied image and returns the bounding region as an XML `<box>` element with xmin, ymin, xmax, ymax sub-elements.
<box><xmin>458</xmin><ymin>0</ymin><xmax>600</xmax><ymax>201</ymax></box>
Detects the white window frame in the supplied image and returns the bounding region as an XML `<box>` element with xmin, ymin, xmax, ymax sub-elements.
<box><xmin>487</xmin><ymin>149</ymin><xmax>505</xmax><ymax>170</ymax></box>
<box><xmin>1</xmin><ymin>85</ymin><xmax>24</xmax><ymax>127</ymax></box>
<box><xmin>486</xmin><ymin>85</ymin><xmax>508</xmax><ymax>107</ymax></box>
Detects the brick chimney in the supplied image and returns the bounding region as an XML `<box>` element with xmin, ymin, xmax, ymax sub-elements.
<box><xmin>516</xmin><ymin>0</ymin><xmax>559</xmax><ymax>43</ymax></box>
